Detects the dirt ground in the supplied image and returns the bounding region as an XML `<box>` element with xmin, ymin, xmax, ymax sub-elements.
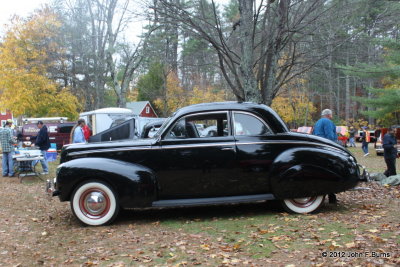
<box><xmin>0</xmin><ymin>144</ymin><xmax>399</xmax><ymax>266</ymax></box>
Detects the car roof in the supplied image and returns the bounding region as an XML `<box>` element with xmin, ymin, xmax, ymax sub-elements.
<box><xmin>172</xmin><ymin>102</ymin><xmax>288</xmax><ymax>133</ymax></box>
<box><xmin>174</xmin><ymin>102</ymin><xmax>267</xmax><ymax>115</ymax></box>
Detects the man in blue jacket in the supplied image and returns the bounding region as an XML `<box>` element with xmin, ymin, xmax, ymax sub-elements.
<box><xmin>32</xmin><ymin>121</ymin><xmax>50</xmax><ymax>174</ymax></box>
<box><xmin>313</xmin><ymin>109</ymin><xmax>337</xmax><ymax>142</ymax></box>
<box><xmin>383</xmin><ymin>127</ymin><xmax>398</xmax><ymax>177</ymax></box>
<box><xmin>313</xmin><ymin>109</ymin><xmax>338</xmax><ymax>203</ymax></box>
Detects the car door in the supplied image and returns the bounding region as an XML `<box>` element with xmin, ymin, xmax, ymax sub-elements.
<box><xmin>156</xmin><ymin>111</ymin><xmax>238</xmax><ymax>199</ymax></box>
<box><xmin>232</xmin><ymin>111</ymin><xmax>275</xmax><ymax>194</ymax></box>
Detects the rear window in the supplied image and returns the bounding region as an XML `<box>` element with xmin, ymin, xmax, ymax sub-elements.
<box><xmin>59</xmin><ymin>125</ymin><xmax>74</xmax><ymax>134</ymax></box>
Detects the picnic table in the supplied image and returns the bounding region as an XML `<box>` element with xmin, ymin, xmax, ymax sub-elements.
<box><xmin>13</xmin><ymin>149</ymin><xmax>44</xmax><ymax>182</ymax></box>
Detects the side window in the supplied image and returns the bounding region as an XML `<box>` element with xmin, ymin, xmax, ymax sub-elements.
<box><xmin>165</xmin><ymin>112</ymin><xmax>229</xmax><ymax>139</ymax></box>
<box><xmin>166</xmin><ymin>118</ymin><xmax>187</xmax><ymax>139</ymax></box>
<box><xmin>234</xmin><ymin>113</ymin><xmax>271</xmax><ymax>136</ymax></box>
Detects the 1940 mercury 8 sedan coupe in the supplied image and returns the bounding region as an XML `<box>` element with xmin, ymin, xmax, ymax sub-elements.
<box><xmin>47</xmin><ymin>102</ymin><xmax>369</xmax><ymax>226</ymax></box>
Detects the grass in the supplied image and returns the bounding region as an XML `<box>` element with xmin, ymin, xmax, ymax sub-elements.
<box><xmin>160</xmin><ymin>209</ymin><xmax>359</xmax><ymax>259</ymax></box>
<box><xmin>0</xmin><ymin>143</ymin><xmax>398</xmax><ymax>266</ymax></box>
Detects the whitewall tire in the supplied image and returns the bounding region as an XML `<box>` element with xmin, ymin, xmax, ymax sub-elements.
<box><xmin>282</xmin><ymin>195</ymin><xmax>325</xmax><ymax>214</ymax></box>
<box><xmin>71</xmin><ymin>181</ymin><xmax>119</xmax><ymax>226</ymax></box>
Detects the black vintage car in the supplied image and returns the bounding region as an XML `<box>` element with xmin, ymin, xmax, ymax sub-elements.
<box><xmin>47</xmin><ymin>102</ymin><xmax>368</xmax><ymax>226</ymax></box>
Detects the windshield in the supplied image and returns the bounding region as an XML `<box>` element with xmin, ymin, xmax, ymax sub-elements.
<box><xmin>153</xmin><ymin>116</ymin><xmax>173</xmax><ymax>138</ymax></box>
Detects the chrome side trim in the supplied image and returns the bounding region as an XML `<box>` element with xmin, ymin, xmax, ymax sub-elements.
<box><xmin>68</xmin><ymin>146</ymin><xmax>153</xmax><ymax>156</ymax></box>
<box><xmin>236</xmin><ymin>140</ymin><xmax>344</xmax><ymax>152</ymax></box>
<box><xmin>67</xmin><ymin>140</ymin><xmax>342</xmax><ymax>157</ymax></box>
<box><xmin>162</xmin><ymin>142</ymin><xmax>236</xmax><ymax>149</ymax></box>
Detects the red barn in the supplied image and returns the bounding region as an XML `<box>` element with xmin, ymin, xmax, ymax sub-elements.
<box><xmin>126</xmin><ymin>101</ymin><xmax>158</xmax><ymax>118</ymax></box>
<box><xmin>0</xmin><ymin>110</ymin><xmax>13</xmax><ymax>126</ymax></box>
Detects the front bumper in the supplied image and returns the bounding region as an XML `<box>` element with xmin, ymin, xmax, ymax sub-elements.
<box><xmin>46</xmin><ymin>178</ymin><xmax>60</xmax><ymax>197</ymax></box>
<box><xmin>357</xmin><ymin>164</ymin><xmax>370</xmax><ymax>182</ymax></box>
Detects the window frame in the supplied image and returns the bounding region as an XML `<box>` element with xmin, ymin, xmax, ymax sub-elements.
<box><xmin>232</xmin><ymin>111</ymin><xmax>273</xmax><ymax>136</ymax></box>
<box><xmin>163</xmin><ymin>111</ymin><xmax>231</xmax><ymax>140</ymax></box>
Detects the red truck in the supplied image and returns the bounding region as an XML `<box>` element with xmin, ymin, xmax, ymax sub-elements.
<box><xmin>20</xmin><ymin>118</ymin><xmax>75</xmax><ymax>150</ymax></box>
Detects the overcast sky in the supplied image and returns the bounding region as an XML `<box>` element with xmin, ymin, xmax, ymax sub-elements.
<box><xmin>0</xmin><ymin>0</ymin><xmax>229</xmax><ymax>39</ymax></box>
<box><xmin>0</xmin><ymin>0</ymin><xmax>50</xmax><ymax>33</ymax></box>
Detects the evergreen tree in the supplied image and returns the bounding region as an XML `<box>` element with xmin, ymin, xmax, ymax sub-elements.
<box><xmin>348</xmin><ymin>40</ymin><xmax>400</xmax><ymax>124</ymax></box>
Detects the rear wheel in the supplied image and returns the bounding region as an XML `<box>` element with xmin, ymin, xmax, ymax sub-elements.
<box><xmin>71</xmin><ymin>180</ymin><xmax>119</xmax><ymax>226</ymax></box>
<box><xmin>281</xmin><ymin>195</ymin><xmax>325</xmax><ymax>214</ymax></box>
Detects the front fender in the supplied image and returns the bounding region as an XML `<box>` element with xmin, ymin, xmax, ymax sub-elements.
<box><xmin>56</xmin><ymin>158</ymin><xmax>156</xmax><ymax>208</ymax></box>
<box><xmin>269</xmin><ymin>147</ymin><xmax>359</xmax><ymax>199</ymax></box>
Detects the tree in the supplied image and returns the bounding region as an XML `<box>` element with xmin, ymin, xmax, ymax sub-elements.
<box><xmin>153</xmin><ymin>72</ymin><xmax>227</xmax><ymax>116</ymax></box>
<box><xmin>271</xmin><ymin>78</ymin><xmax>316</xmax><ymax>128</ymax></box>
<box><xmin>0</xmin><ymin>9</ymin><xmax>79</xmax><ymax>119</ymax></box>
<box><xmin>136</xmin><ymin>62</ymin><xmax>165</xmax><ymax>102</ymax></box>
<box><xmin>348</xmin><ymin>40</ymin><xmax>400</xmax><ymax>125</ymax></box>
<box><xmin>53</xmin><ymin>0</ymin><xmax>146</xmax><ymax>109</ymax></box>
<box><xmin>150</xmin><ymin>0</ymin><xmax>349</xmax><ymax>106</ymax></box>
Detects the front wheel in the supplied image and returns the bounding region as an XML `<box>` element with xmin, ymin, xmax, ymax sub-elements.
<box><xmin>71</xmin><ymin>180</ymin><xmax>119</xmax><ymax>226</ymax></box>
<box><xmin>281</xmin><ymin>195</ymin><xmax>325</xmax><ymax>214</ymax></box>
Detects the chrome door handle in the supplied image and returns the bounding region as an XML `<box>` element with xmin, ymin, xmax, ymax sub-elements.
<box><xmin>221</xmin><ymin>147</ymin><xmax>235</xmax><ymax>151</ymax></box>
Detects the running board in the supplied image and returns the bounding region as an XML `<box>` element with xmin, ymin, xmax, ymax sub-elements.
<box><xmin>152</xmin><ymin>194</ymin><xmax>275</xmax><ymax>207</ymax></box>
<box><xmin>350</xmin><ymin>187</ymin><xmax>371</xmax><ymax>191</ymax></box>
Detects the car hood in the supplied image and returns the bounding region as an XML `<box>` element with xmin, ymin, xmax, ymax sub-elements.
<box><xmin>60</xmin><ymin>138</ymin><xmax>156</xmax><ymax>162</ymax></box>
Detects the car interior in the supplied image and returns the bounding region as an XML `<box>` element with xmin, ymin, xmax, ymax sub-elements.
<box><xmin>166</xmin><ymin>113</ymin><xmax>228</xmax><ymax>139</ymax></box>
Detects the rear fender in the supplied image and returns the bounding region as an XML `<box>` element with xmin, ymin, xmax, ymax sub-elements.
<box><xmin>56</xmin><ymin>158</ymin><xmax>156</xmax><ymax>208</ymax></box>
<box><xmin>269</xmin><ymin>147</ymin><xmax>359</xmax><ymax>199</ymax></box>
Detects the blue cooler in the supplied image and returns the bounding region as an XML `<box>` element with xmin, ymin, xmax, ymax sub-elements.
<box><xmin>46</xmin><ymin>149</ymin><xmax>57</xmax><ymax>162</ymax></box>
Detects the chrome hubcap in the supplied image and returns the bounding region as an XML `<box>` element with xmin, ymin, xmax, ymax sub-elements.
<box><xmin>84</xmin><ymin>192</ymin><xmax>107</xmax><ymax>215</ymax></box>
<box><xmin>292</xmin><ymin>197</ymin><xmax>312</xmax><ymax>204</ymax></box>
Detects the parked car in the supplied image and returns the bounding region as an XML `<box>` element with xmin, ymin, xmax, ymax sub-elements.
<box><xmin>296</xmin><ymin>126</ymin><xmax>313</xmax><ymax>134</ymax></box>
<box><xmin>195</xmin><ymin>124</ymin><xmax>205</xmax><ymax>132</ymax></box>
<box><xmin>47</xmin><ymin>102</ymin><xmax>369</xmax><ymax>226</ymax></box>
<box><xmin>336</xmin><ymin>126</ymin><xmax>349</xmax><ymax>147</ymax></box>
<box><xmin>200</xmin><ymin>125</ymin><xmax>223</xmax><ymax>137</ymax></box>
<box><xmin>375</xmin><ymin>126</ymin><xmax>400</xmax><ymax>156</ymax></box>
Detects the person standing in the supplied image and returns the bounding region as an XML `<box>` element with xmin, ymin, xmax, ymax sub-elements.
<box><xmin>348</xmin><ymin>126</ymin><xmax>356</xmax><ymax>147</ymax></box>
<box><xmin>313</xmin><ymin>109</ymin><xmax>337</xmax><ymax>204</ymax></box>
<box><xmin>70</xmin><ymin>119</ymin><xmax>86</xmax><ymax>143</ymax></box>
<box><xmin>32</xmin><ymin>121</ymin><xmax>50</xmax><ymax>174</ymax></box>
<box><xmin>0</xmin><ymin>120</ymin><xmax>16</xmax><ymax>177</ymax></box>
<box><xmin>82</xmin><ymin>123</ymin><xmax>91</xmax><ymax>142</ymax></box>
<box><xmin>361</xmin><ymin>126</ymin><xmax>370</xmax><ymax>156</ymax></box>
<box><xmin>383</xmin><ymin>127</ymin><xmax>398</xmax><ymax>177</ymax></box>
<box><xmin>313</xmin><ymin>109</ymin><xmax>337</xmax><ymax>142</ymax></box>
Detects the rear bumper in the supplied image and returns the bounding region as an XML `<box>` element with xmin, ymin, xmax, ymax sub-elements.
<box><xmin>357</xmin><ymin>164</ymin><xmax>370</xmax><ymax>182</ymax></box>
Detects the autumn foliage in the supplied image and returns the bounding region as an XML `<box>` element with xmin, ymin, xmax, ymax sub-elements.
<box><xmin>154</xmin><ymin>72</ymin><xmax>226</xmax><ymax>115</ymax></box>
<box><xmin>0</xmin><ymin>9</ymin><xmax>79</xmax><ymax>119</ymax></box>
<box><xmin>272</xmin><ymin>91</ymin><xmax>316</xmax><ymax>128</ymax></box>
